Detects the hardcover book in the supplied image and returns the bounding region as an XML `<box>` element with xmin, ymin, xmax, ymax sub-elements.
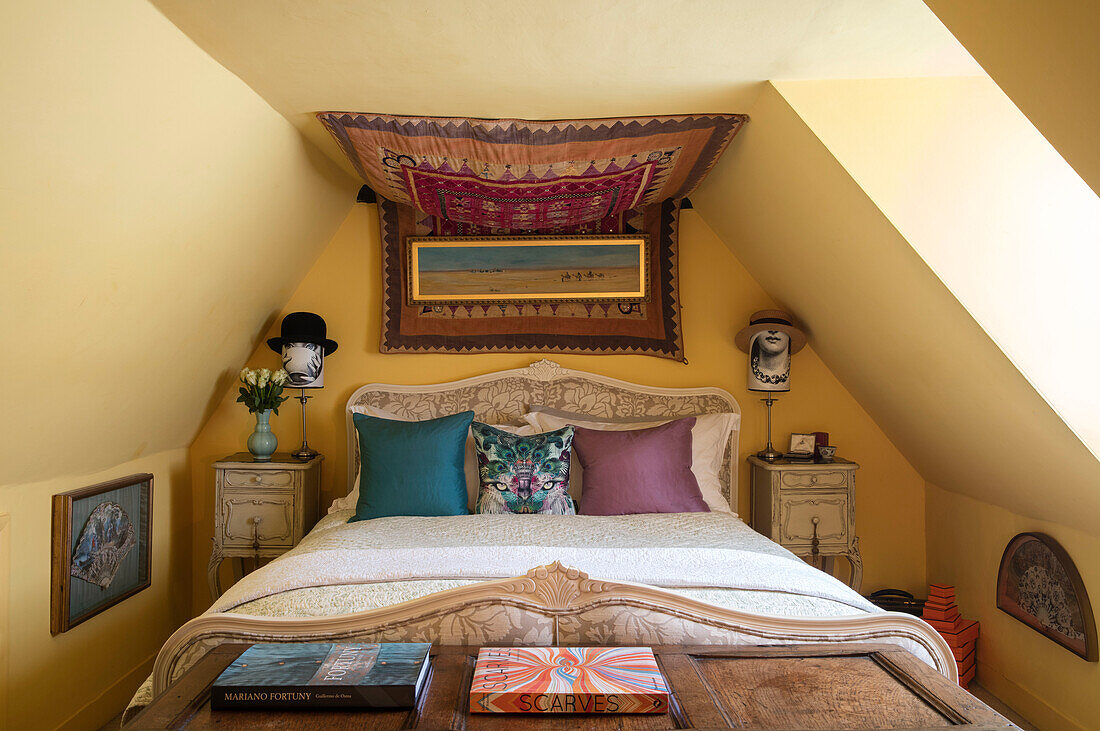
<box><xmin>922</xmin><ymin>605</ymin><xmax>960</xmax><ymax>622</ymax></box>
<box><xmin>929</xmin><ymin>584</ymin><xmax>956</xmax><ymax>600</ymax></box>
<box><xmin>211</xmin><ymin>643</ymin><xmax>431</xmax><ymax>709</ymax></box>
<box><xmin>469</xmin><ymin>647</ymin><xmax>669</xmax><ymax>714</ymax></box>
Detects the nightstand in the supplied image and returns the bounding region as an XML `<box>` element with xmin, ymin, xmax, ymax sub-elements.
<box><xmin>749</xmin><ymin>455</ymin><xmax>862</xmax><ymax>591</ymax></box>
<box><xmin>207</xmin><ymin>452</ymin><xmax>322</xmax><ymax>600</ymax></box>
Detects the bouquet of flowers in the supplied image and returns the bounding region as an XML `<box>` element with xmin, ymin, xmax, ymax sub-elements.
<box><xmin>236</xmin><ymin>368</ymin><xmax>290</xmax><ymax>414</ymax></box>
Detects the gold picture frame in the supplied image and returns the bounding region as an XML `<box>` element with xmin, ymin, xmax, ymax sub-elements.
<box><xmin>407</xmin><ymin>235</ymin><xmax>650</xmax><ymax>305</ymax></box>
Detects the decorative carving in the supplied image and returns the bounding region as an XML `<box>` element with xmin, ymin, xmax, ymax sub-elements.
<box><xmin>500</xmin><ymin>561</ymin><xmax>612</xmax><ymax>609</ymax></box>
<box><xmin>526</xmin><ymin>359</ymin><xmax>570</xmax><ymax>382</ymax></box>
<box><xmin>152</xmin><ymin>561</ymin><xmax>956</xmax><ymax>695</ymax></box>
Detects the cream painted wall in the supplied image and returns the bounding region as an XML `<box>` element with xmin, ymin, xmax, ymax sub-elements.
<box><xmin>151</xmin><ymin>0</ymin><xmax>979</xmax><ymax>179</ymax></box>
<box><xmin>0</xmin><ymin>0</ymin><xmax>354</xmax><ymax>487</ymax></box>
<box><xmin>927</xmin><ymin>485</ymin><xmax>1100</xmax><ymax>731</ymax></box>
<box><xmin>188</xmin><ymin>203</ymin><xmax>929</xmax><ymax>614</ymax></box>
<box><xmin>775</xmin><ymin>76</ymin><xmax>1100</xmax><ymax>468</ymax></box>
<box><xmin>926</xmin><ymin>0</ymin><xmax>1100</xmax><ymax>199</ymax></box>
<box><xmin>0</xmin><ymin>448</ymin><xmax>191</xmax><ymax>731</ymax></box>
<box><xmin>694</xmin><ymin>82</ymin><xmax>1100</xmax><ymax>535</ymax></box>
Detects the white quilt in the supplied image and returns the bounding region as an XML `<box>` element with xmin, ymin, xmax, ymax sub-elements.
<box><xmin>214</xmin><ymin>510</ymin><xmax>877</xmax><ymax>615</ymax></box>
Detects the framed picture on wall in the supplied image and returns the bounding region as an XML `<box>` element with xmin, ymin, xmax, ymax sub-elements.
<box><xmin>407</xmin><ymin>235</ymin><xmax>650</xmax><ymax>305</ymax></box>
<box><xmin>51</xmin><ymin>473</ymin><xmax>152</xmax><ymax>634</ymax></box>
<box><xmin>997</xmin><ymin>532</ymin><xmax>1097</xmax><ymax>661</ymax></box>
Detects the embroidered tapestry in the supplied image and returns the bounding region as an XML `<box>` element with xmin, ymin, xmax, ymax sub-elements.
<box><xmin>317</xmin><ymin>113</ymin><xmax>748</xmax><ymax>361</ymax></box>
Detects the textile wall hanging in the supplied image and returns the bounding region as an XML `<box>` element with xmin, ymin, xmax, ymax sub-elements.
<box><xmin>317</xmin><ymin>113</ymin><xmax>748</xmax><ymax>361</ymax></box>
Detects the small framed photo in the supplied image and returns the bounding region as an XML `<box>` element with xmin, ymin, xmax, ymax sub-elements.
<box><xmin>51</xmin><ymin>473</ymin><xmax>152</xmax><ymax>634</ymax></box>
<box><xmin>788</xmin><ymin>433</ymin><xmax>816</xmax><ymax>456</ymax></box>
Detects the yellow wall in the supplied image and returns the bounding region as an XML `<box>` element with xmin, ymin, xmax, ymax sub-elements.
<box><xmin>189</xmin><ymin>203</ymin><xmax>929</xmax><ymax>614</ymax></box>
<box><xmin>775</xmin><ymin>76</ymin><xmax>1100</xmax><ymax>471</ymax></box>
<box><xmin>0</xmin><ymin>449</ymin><xmax>191</xmax><ymax>730</ymax></box>
<box><xmin>0</xmin><ymin>1</ymin><xmax>354</xmax><ymax>727</ymax></box>
<box><xmin>925</xmin><ymin>0</ymin><xmax>1100</xmax><ymax>198</ymax></box>
<box><xmin>927</xmin><ymin>485</ymin><xmax>1100</xmax><ymax>730</ymax></box>
<box><xmin>696</xmin><ymin>80</ymin><xmax>1100</xmax><ymax>729</ymax></box>
<box><xmin>0</xmin><ymin>0</ymin><xmax>353</xmax><ymax>488</ymax></box>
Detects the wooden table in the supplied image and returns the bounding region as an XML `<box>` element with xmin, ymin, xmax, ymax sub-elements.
<box><xmin>127</xmin><ymin>643</ymin><xmax>1016</xmax><ymax>729</ymax></box>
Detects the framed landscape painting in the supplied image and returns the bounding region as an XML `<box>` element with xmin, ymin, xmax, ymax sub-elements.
<box><xmin>51</xmin><ymin>473</ymin><xmax>152</xmax><ymax>634</ymax></box>
<box><xmin>407</xmin><ymin>235</ymin><xmax>649</xmax><ymax>305</ymax></box>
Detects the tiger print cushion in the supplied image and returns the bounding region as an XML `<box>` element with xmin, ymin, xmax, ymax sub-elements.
<box><xmin>472</xmin><ymin>423</ymin><xmax>575</xmax><ymax>515</ymax></box>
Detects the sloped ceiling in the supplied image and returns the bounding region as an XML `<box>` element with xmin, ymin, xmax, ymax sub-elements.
<box><xmin>926</xmin><ymin>0</ymin><xmax>1100</xmax><ymax>198</ymax></box>
<box><xmin>149</xmin><ymin>0</ymin><xmax>980</xmax><ymax>176</ymax></box>
<box><xmin>693</xmin><ymin>83</ymin><xmax>1100</xmax><ymax>535</ymax></box>
<box><xmin>0</xmin><ymin>0</ymin><xmax>354</xmax><ymax>486</ymax></box>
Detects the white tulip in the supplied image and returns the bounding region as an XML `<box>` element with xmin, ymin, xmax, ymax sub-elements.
<box><xmin>245</xmin><ymin>370</ymin><xmax>258</xmax><ymax>386</ymax></box>
<box><xmin>240</xmin><ymin>367</ymin><xmax>250</xmax><ymax>383</ymax></box>
<box><xmin>273</xmin><ymin>370</ymin><xmax>288</xmax><ymax>385</ymax></box>
<box><xmin>258</xmin><ymin>371</ymin><xmax>270</xmax><ymax>387</ymax></box>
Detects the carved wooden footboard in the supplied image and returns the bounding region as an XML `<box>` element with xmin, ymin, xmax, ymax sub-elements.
<box><xmin>152</xmin><ymin>562</ymin><xmax>956</xmax><ymax>694</ymax></box>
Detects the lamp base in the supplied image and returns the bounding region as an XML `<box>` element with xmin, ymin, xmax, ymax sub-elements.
<box><xmin>292</xmin><ymin>445</ymin><xmax>318</xmax><ymax>461</ymax></box>
<box><xmin>757</xmin><ymin>446</ymin><xmax>784</xmax><ymax>461</ymax></box>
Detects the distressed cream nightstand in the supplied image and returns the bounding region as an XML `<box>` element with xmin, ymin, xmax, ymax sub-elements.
<box><xmin>749</xmin><ymin>455</ymin><xmax>862</xmax><ymax>591</ymax></box>
<box><xmin>207</xmin><ymin>452</ymin><xmax>322</xmax><ymax>600</ymax></box>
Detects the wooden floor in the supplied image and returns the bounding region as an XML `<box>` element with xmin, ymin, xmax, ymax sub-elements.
<box><xmin>967</xmin><ymin>685</ymin><xmax>1038</xmax><ymax>731</ymax></box>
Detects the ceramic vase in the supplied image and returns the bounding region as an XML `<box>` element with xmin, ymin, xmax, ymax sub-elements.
<box><xmin>247</xmin><ymin>409</ymin><xmax>277</xmax><ymax>461</ymax></box>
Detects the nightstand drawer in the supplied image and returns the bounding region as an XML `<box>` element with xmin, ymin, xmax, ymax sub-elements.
<box><xmin>221</xmin><ymin>494</ymin><xmax>295</xmax><ymax>547</ymax></box>
<box><xmin>779</xmin><ymin>491</ymin><xmax>849</xmax><ymax>547</ymax></box>
<box><xmin>781</xmin><ymin>470</ymin><xmax>848</xmax><ymax>489</ymax></box>
<box><xmin>224</xmin><ymin>469</ymin><xmax>295</xmax><ymax>488</ymax></box>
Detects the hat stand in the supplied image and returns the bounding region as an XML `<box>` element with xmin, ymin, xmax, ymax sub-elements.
<box><xmin>292</xmin><ymin>388</ymin><xmax>318</xmax><ymax>460</ymax></box>
<box><xmin>757</xmin><ymin>394</ymin><xmax>783</xmax><ymax>461</ymax></box>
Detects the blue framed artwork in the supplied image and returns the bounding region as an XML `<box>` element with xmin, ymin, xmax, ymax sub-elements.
<box><xmin>51</xmin><ymin>473</ymin><xmax>152</xmax><ymax>634</ymax></box>
<box><xmin>407</xmin><ymin>235</ymin><xmax>650</xmax><ymax>305</ymax></box>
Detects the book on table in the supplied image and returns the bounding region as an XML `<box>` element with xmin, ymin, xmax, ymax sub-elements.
<box><xmin>469</xmin><ymin>647</ymin><xmax>669</xmax><ymax>714</ymax></box>
<box><xmin>211</xmin><ymin>643</ymin><xmax>431</xmax><ymax>709</ymax></box>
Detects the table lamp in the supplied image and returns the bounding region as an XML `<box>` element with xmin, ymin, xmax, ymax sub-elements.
<box><xmin>267</xmin><ymin>312</ymin><xmax>338</xmax><ymax>460</ymax></box>
<box><xmin>735</xmin><ymin>310</ymin><xmax>806</xmax><ymax>461</ymax></box>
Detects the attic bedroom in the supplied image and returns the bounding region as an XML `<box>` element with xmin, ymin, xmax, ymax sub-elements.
<box><xmin>2</xmin><ymin>1</ymin><xmax>1099</xmax><ymax>729</ymax></box>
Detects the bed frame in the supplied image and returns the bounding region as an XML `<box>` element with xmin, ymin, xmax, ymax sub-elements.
<box><xmin>149</xmin><ymin>360</ymin><xmax>955</xmax><ymax>695</ymax></box>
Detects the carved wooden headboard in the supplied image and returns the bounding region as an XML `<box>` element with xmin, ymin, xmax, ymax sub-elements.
<box><xmin>345</xmin><ymin>359</ymin><xmax>741</xmax><ymax>506</ymax></box>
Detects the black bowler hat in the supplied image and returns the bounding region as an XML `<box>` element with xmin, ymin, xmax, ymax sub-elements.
<box><xmin>266</xmin><ymin>312</ymin><xmax>339</xmax><ymax>355</ymax></box>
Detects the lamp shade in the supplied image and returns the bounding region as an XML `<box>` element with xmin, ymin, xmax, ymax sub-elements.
<box><xmin>747</xmin><ymin>330</ymin><xmax>791</xmax><ymax>392</ymax></box>
<box><xmin>281</xmin><ymin>342</ymin><xmax>324</xmax><ymax>388</ymax></box>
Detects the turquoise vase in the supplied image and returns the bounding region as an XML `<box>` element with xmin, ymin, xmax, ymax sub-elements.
<box><xmin>247</xmin><ymin>409</ymin><xmax>277</xmax><ymax>461</ymax></box>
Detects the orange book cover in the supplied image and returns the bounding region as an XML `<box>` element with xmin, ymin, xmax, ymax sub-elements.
<box><xmin>956</xmin><ymin>648</ymin><xmax>975</xmax><ymax>673</ymax></box>
<box><xmin>469</xmin><ymin>647</ymin><xmax>669</xmax><ymax>714</ymax></box>
<box><xmin>925</xmin><ymin>616</ymin><xmax>965</xmax><ymax>633</ymax></box>
<box><xmin>922</xmin><ymin>605</ymin><xmax>960</xmax><ymax>622</ymax></box>
<box><xmin>923</xmin><ymin>597</ymin><xmax>956</xmax><ymax>611</ymax></box>
<box><xmin>960</xmin><ymin>663</ymin><xmax>976</xmax><ymax>687</ymax></box>
<box><xmin>951</xmin><ymin>639</ymin><xmax>976</xmax><ymax>662</ymax></box>
<box><xmin>938</xmin><ymin>619</ymin><xmax>980</xmax><ymax>647</ymax></box>
<box><xmin>928</xmin><ymin>584</ymin><xmax>956</xmax><ymax>599</ymax></box>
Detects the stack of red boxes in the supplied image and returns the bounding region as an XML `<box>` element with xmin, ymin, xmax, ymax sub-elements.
<box><xmin>922</xmin><ymin>584</ymin><xmax>979</xmax><ymax>688</ymax></box>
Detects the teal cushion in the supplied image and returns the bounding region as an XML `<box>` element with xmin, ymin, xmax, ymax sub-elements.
<box><xmin>350</xmin><ymin>410</ymin><xmax>474</xmax><ymax>520</ymax></box>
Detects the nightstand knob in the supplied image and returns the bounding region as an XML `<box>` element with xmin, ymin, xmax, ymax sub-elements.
<box><xmin>811</xmin><ymin>516</ymin><xmax>820</xmax><ymax>557</ymax></box>
<box><xmin>251</xmin><ymin>475</ymin><xmax>262</xmax><ymax>483</ymax></box>
<box><xmin>809</xmin><ymin>475</ymin><xmax>818</xmax><ymax>485</ymax></box>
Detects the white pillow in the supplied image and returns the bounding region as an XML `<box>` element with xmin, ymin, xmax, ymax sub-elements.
<box><xmin>332</xmin><ymin>406</ymin><xmax>535</xmax><ymax>514</ymax></box>
<box><xmin>523</xmin><ymin>406</ymin><xmax>739</xmax><ymax>514</ymax></box>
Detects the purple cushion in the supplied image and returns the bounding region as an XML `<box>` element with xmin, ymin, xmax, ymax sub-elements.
<box><xmin>573</xmin><ymin>417</ymin><xmax>710</xmax><ymax>515</ymax></box>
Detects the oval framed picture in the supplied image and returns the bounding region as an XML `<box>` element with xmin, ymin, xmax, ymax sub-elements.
<box><xmin>996</xmin><ymin>532</ymin><xmax>1097</xmax><ymax>661</ymax></box>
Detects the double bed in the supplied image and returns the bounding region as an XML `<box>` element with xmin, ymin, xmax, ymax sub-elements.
<box><xmin>128</xmin><ymin>360</ymin><xmax>954</xmax><ymax>719</ymax></box>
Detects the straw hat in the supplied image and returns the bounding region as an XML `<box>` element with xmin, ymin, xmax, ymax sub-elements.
<box><xmin>735</xmin><ymin>309</ymin><xmax>806</xmax><ymax>354</ymax></box>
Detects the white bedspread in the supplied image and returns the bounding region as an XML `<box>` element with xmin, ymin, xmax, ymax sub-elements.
<box><xmin>213</xmin><ymin>510</ymin><xmax>877</xmax><ymax>615</ymax></box>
